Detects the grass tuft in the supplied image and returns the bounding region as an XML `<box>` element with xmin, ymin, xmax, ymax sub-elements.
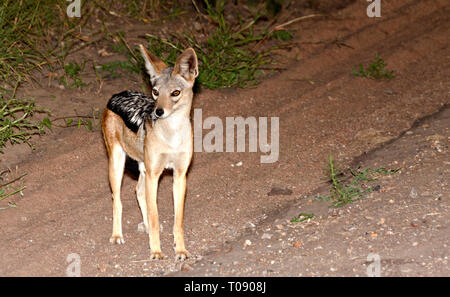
<box><xmin>0</xmin><ymin>88</ymin><xmax>51</xmax><ymax>153</ymax></box>
<box><xmin>316</xmin><ymin>155</ymin><xmax>399</xmax><ymax>208</ymax></box>
<box><xmin>352</xmin><ymin>53</ymin><xmax>395</xmax><ymax>79</ymax></box>
<box><xmin>0</xmin><ymin>171</ymin><xmax>26</xmax><ymax>210</ymax></box>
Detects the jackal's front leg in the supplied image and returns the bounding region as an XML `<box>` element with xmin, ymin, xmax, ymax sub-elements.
<box><xmin>173</xmin><ymin>170</ymin><xmax>189</xmax><ymax>260</ymax></box>
<box><xmin>145</xmin><ymin>171</ymin><xmax>164</xmax><ymax>259</ymax></box>
<box><xmin>109</xmin><ymin>145</ymin><xmax>126</xmax><ymax>244</ymax></box>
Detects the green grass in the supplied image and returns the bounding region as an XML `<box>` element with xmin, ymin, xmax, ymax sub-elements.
<box><xmin>0</xmin><ymin>87</ymin><xmax>51</xmax><ymax>153</ymax></box>
<box><xmin>0</xmin><ymin>0</ymin><xmax>89</xmax><ymax>88</ymax></box>
<box><xmin>290</xmin><ymin>213</ymin><xmax>315</xmax><ymax>223</ymax></box>
<box><xmin>352</xmin><ymin>53</ymin><xmax>395</xmax><ymax>79</ymax></box>
<box><xmin>97</xmin><ymin>60</ymin><xmax>139</xmax><ymax>79</ymax></box>
<box><xmin>0</xmin><ymin>171</ymin><xmax>26</xmax><ymax>210</ymax></box>
<box><xmin>315</xmin><ymin>155</ymin><xmax>399</xmax><ymax>208</ymax></box>
<box><xmin>116</xmin><ymin>0</ymin><xmax>292</xmax><ymax>89</ymax></box>
<box><xmin>59</xmin><ymin>61</ymin><xmax>87</xmax><ymax>89</ymax></box>
<box><xmin>1</xmin><ymin>0</ymin><xmax>293</xmax><ymax>156</ymax></box>
<box><xmin>0</xmin><ymin>1</ymin><xmax>143</xmax><ymax>154</ymax></box>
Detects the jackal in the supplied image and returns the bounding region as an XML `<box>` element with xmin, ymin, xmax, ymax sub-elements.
<box><xmin>102</xmin><ymin>45</ymin><xmax>198</xmax><ymax>260</ymax></box>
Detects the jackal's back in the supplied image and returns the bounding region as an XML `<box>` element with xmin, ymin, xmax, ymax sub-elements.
<box><xmin>106</xmin><ymin>90</ymin><xmax>155</xmax><ymax>133</ymax></box>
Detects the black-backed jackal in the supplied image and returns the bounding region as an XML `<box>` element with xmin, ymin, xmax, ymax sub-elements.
<box><xmin>102</xmin><ymin>46</ymin><xmax>198</xmax><ymax>260</ymax></box>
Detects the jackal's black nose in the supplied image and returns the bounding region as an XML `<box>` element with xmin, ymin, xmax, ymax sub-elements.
<box><xmin>155</xmin><ymin>108</ymin><xmax>164</xmax><ymax>117</ymax></box>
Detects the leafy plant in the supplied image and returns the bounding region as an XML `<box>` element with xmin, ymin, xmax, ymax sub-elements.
<box><xmin>352</xmin><ymin>53</ymin><xmax>395</xmax><ymax>79</ymax></box>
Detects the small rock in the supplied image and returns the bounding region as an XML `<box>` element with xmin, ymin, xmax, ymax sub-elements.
<box><xmin>409</xmin><ymin>188</ymin><xmax>418</xmax><ymax>199</ymax></box>
<box><xmin>261</xmin><ymin>233</ymin><xmax>272</xmax><ymax>240</ymax></box>
<box><xmin>181</xmin><ymin>263</ymin><xmax>193</xmax><ymax>272</ymax></box>
<box><xmin>193</xmin><ymin>21</ymin><xmax>202</xmax><ymax>31</ymax></box>
<box><xmin>246</xmin><ymin>222</ymin><xmax>256</xmax><ymax>228</ymax></box>
<box><xmin>235</xmin><ymin>161</ymin><xmax>243</xmax><ymax>167</ymax></box>
<box><xmin>244</xmin><ymin>239</ymin><xmax>252</xmax><ymax>247</ymax></box>
<box><xmin>293</xmin><ymin>241</ymin><xmax>302</xmax><ymax>248</ymax></box>
<box><xmin>276</xmin><ymin>224</ymin><xmax>284</xmax><ymax>230</ymax></box>
<box><xmin>137</xmin><ymin>222</ymin><xmax>147</xmax><ymax>233</ymax></box>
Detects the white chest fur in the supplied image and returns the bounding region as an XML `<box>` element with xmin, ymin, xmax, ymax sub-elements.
<box><xmin>156</xmin><ymin>113</ymin><xmax>191</xmax><ymax>150</ymax></box>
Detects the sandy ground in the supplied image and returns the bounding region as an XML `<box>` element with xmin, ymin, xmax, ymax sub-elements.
<box><xmin>0</xmin><ymin>0</ymin><xmax>448</xmax><ymax>276</ymax></box>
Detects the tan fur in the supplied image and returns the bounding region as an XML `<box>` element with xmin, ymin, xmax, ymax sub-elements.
<box><xmin>102</xmin><ymin>46</ymin><xmax>198</xmax><ymax>260</ymax></box>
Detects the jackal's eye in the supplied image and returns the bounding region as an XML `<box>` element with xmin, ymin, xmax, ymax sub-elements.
<box><xmin>152</xmin><ymin>88</ymin><xmax>159</xmax><ymax>96</ymax></box>
<box><xmin>171</xmin><ymin>90</ymin><xmax>181</xmax><ymax>97</ymax></box>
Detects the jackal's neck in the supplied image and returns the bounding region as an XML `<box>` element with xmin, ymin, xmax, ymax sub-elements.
<box><xmin>156</xmin><ymin>107</ymin><xmax>191</xmax><ymax>131</ymax></box>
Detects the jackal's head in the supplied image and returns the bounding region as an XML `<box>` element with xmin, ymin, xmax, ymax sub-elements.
<box><xmin>139</xmin><ymin>45</ymin><xmax>198</xmax><ymax>119</ymax></box>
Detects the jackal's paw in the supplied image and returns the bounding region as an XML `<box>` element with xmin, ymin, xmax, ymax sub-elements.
<box><xmin>150</xmin><ymin>251</ymin><xmax>165</xmax><ymax>260</ymax></box>
<box><xmin>175</xmin><ymin>250</ymin><xmax>190</xmax><ymax>261</ymax></box>
<box><xmin>137</xmin><ymin>222</ymin><xmax>148</xmax><ymax>234</ymax></box>
<box><xmin>109</xmin><ymin>235</ymin><xmax>125</xmax><ymax>244</ymax></box>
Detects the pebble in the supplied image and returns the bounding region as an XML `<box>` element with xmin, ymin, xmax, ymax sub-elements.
<box><xmin>193</xmin><ymin>21</ymin><xmax>202</xmax><ymax>31</ymax></box>
<box><xmin>246</xmin><ymin>222</ymin><xmax>256</xmax><ymax>228</ymax></box>
<box><xmin>261</xmin><ymin>233</ymin><xmax>272</xmax><ymax>240</ymax></box>
<box><xmin>181</xmin><ymin>263</ymin><xmax>193</xmax><ymax>272</ymax></box>
<box><xmin>137</xmin><ymin>223</ymin><xmax>146</xmax><ymax>233</ymax></box>
<box><xmin>293</xmin><ymin>241</ymin><xmax>302</xmax><ymax>248</ymax></box>
<box><xmin>409</xmin><ymin>188</ymin><xmax>418</xmax><ymax>199</ymax></box>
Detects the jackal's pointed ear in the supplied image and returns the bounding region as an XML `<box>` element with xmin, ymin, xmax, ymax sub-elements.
<box><xmin>139</xmin><ymin>44</ymin><xmax>167</xmax><ymax>83</ymax></box>
<box><xmin>173</xmin><ymin>48</ymin><xmax>198</xmax><ymax>83</ymax></box>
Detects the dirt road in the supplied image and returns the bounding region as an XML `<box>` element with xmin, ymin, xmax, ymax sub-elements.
<box><xmin>0</xmin><ymin>0</ymin><xmax>448</xmax><ymax>276</ymax></box>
